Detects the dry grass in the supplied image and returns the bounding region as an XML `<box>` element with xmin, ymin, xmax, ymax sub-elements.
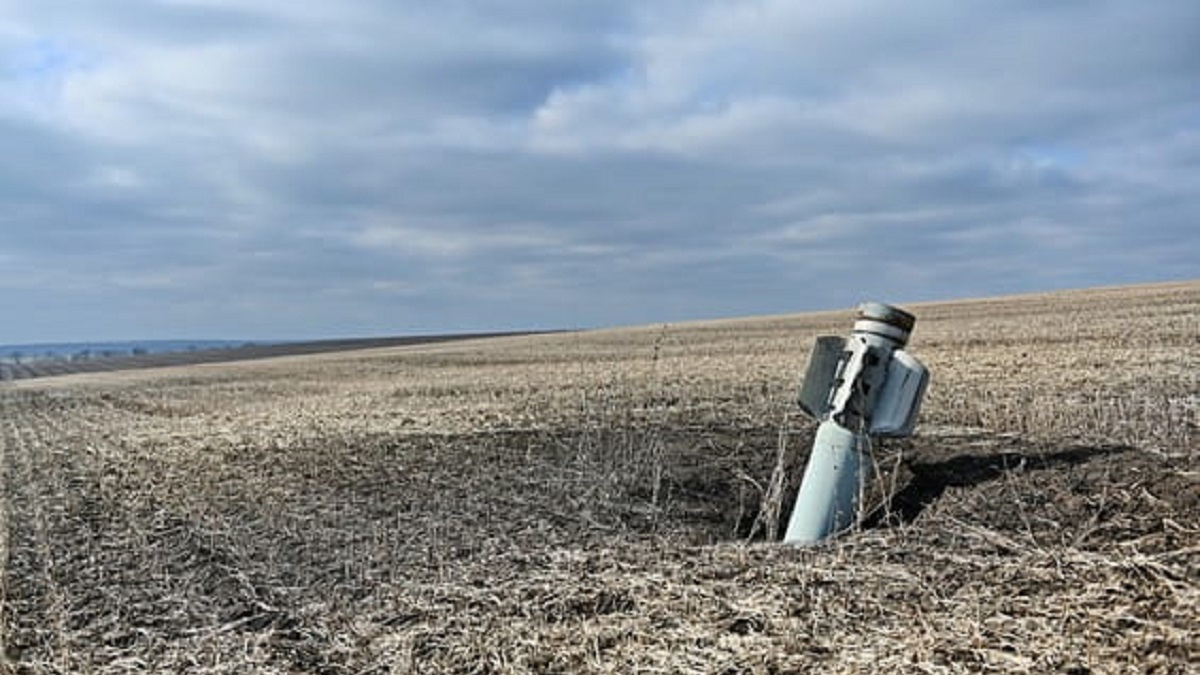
<box><xmin>1</xmin><ymin>280</ymin><xmax>1196</xmax><ymax>673</ymax></box>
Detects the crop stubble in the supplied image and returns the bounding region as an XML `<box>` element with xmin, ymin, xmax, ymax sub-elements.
<box><xmin>0</xmin><ymin>281</ymin><xmax>1196</xmax><ymax>673</ymax></box>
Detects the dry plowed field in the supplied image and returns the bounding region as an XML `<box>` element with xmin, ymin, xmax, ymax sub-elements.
<box><xmin>1</xmin><ymin>281</ymin><xmax>1196</xmax><ymax>674</ymax></box>
<box><xmin>0</xmin><ymin>333</ymin><xmax>541</xmax><ymax>382</ymax></box>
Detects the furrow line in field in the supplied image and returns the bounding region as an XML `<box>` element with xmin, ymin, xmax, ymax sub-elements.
<box><xmin>3</xmin><ymin>395</ymin><xmax>74</xmax><ymax>672</ymax></box>
<box><xmin>0</xmin><ymin>394</ymin><xmax>12</xmax><ymax>673</ymax></box>
<box><xmin>28</xmin><ymin>402</ymin><xmax>103</xmax><ymax>669</ymax></box>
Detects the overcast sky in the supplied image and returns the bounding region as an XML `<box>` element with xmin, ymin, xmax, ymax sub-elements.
<box><xmin>2</xmin><ymin>1</ymin><xmax>1197</xmax><ymax>342</ymax></box>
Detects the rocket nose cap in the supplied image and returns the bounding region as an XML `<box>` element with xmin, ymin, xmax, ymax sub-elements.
<box><xmin>857</xmin><ymin>302</ymin><xmax>916</xmax><ymax>332</ymax></box>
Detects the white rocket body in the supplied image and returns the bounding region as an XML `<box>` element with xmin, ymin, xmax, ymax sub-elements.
<box><xmin>783</xmin><ymin>421</ymin><xmax>865</xmax><ymax>543</ymax></box>
<box><xmin>784</xmin><ymin>302</ymin><xmax>929</xmax><ymax>545</ymax></box>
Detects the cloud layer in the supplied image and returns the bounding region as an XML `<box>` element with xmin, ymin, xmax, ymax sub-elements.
<box><xmin>2</xmin><ymin>0</ymin><xmax>1197</xmax><ymax>341</ymax></box>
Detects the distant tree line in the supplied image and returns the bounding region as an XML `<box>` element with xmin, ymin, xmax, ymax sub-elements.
<box><xmin>2</xmin><ymin>346</ymin><xmax>159</xmax><ymax>365</ymax></box>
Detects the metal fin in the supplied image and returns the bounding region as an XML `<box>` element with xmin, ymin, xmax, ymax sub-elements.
<box><xmin>798</xmin><ymin>335</ymin><xmax>846</xmax><ymax>419</ymax></box>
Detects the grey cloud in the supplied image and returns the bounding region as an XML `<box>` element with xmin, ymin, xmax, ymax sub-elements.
<box><xmin>0</xmin><ymin>1</ymin><xmax>1196</xmax><ymax>342</ymax></box>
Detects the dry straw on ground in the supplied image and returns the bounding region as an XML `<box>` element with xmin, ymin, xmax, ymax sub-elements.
<box><xmin>1</xmin><ymin>280</ymin><xmax>1196</xmax><ymax>673</ymax></box>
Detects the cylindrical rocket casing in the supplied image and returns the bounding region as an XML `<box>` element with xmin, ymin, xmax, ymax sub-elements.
<box><xmin>783</xmin><ymin>420</ymin><xmax>868</xmax><ymax>544</ymax></box>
